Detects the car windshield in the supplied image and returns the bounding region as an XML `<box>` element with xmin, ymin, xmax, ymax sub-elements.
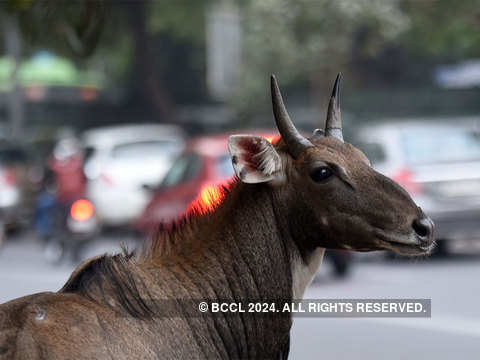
<box><xmin>353</xmin><ymin>141</ymin><xmax>386</xmax><ymax>165</ymax></box>
<box><xmin>161</xmin><ymin>152</ymin><xmax>202</xmax><ymax>187</ymax></box>
<box><xmin>112</xmin><ymin>140</ymin><xmax>180</xmax><ymax>161</ymax></box>
<box><xmin>216</xmin><ymin>155</ymin><xmax>234</xmax><ymax>178</ymax></box>
<box><xmin>0</xmin><ymin>146</ymin><xmax>29</xmax><ymax>166</ymax></box>
<box><xmin>402</xmin><ymin>127</ymin><xmax>480</xmax><ymax>164</ymax></box>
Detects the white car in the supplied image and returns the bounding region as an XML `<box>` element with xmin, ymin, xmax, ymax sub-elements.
<box><xmin>352</xmin><ymin>117</ymin><xmax>480</xmax><ymax>254</ymax></box>
<box><xmin>82</xmin><ymin>124</ymin><xmax>185</xmax><ymax>227</ymax></box>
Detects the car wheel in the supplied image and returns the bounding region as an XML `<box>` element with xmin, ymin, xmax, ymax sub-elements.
<box><xmin>0</xmin><ymin>221</ymin><xmax>5</xmax><ymax>251</ymax></box>
<box><xmin>328</xmin><ymin>251</ymin><xmax>351</xmax><ymax>278</ymax></box>
<box><xmin>333</xmin><ymin>261</ymin><xmax>349</xmax><ymax>278</ymax></box>
<box><xmin>384</xmin><ymin>251</ymin><xmax>398</xmax><ymax>260</ymax></box>
<box><xmin>433</xmin><ymin>238</ymin><xmax>449</xmax><ymax>257</ymax></box>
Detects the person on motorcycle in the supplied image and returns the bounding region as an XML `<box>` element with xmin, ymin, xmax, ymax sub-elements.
<box><xmin>35</xmin><ymin>129</ymin><xmax>88</xmax><ymax>263</ymax></box>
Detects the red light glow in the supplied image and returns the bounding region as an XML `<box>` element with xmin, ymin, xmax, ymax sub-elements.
<box><xmin>392</xmin><ymin>168</ymin><xmax>423</xmax><ymax>195</ymax></box>
<box><xmin>70</xmin><ymin>199</ymin><xmax>95</xmax><ymax>221</ymax></box>
<box><xmin>265</xmin><ymin>136</ymin><xmax>280</xmax><ymax>144</ymax></box>
<box><xmin>187</xmin><ymin>183</ymin><xmax>226</xmax><ymax>215</ymax></box>
<box><xmin>185</xmin><ymin>135</ymin><xmax>275</xmax><ymax>215</ymax></box>
<box><xmin>3</xmin><ymin>169</ymin><xmax>17</xmax><ymax>186</ymax></box>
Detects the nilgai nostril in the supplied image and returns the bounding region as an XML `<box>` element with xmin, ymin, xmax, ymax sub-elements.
<box><xmin>412</xmin><ymin>217</ymin><xmax>434</xmax><ymax>239</ymax></box>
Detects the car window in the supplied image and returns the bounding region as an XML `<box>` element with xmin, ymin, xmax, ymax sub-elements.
<box><xmin>161</xmin><ymin>152</ymin><xmax>202</xmax><ymax>187</ymax></box>
<box><xmin>353</xmin><ymin>142</ymin><xmax>386</xmax><ymax>165</ymax></box>
<box><xmin>216</xmin><ymin>155</ymin><xmax>235</xmax><ymax>178</ymax></box>
<box><xmin>0</xmin><ymin>146</ymin><xmax>29</xmax><ymax>165</ymax></box>
<box><xmin>112</xmin><ymin>140</ymin><xmax>180</xmax><ymax>161</ymax></box>
<box><xmin>402</xmin><ymin>128</ymin><xmax>480</xmax><ymax>164</ymax></box>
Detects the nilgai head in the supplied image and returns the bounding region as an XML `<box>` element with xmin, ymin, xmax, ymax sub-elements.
<box><xmin>228</xmin><ymin>74</ymin><xmax>435</xmax><ymax>256</ymax></box>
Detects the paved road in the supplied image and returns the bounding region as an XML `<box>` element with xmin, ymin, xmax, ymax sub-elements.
<box><xmin>0</xmin><ymin>235</ymin><xmax>478</xmax><ymax>359</ymax></box>
<box><xmin>292</xmin><ymin>256</ymin><xmax>480</xmax><ymax>359</ymax></box>
<box><xmin>0</xmin><ymin>234</ymin><xmax>136</xmax><ymax>303</ymax></box>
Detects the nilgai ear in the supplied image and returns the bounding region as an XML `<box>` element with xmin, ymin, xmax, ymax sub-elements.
<box><xmin>228</xmin><ymin>135</ymin><xmax>282</xmax><ymax>184</ymax></box>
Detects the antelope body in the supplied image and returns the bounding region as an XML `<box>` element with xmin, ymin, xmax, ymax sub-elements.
<box><xmin>0</xmin><ymin>74</ymin><xmax>434</xmax><ymax>359</ymax></box>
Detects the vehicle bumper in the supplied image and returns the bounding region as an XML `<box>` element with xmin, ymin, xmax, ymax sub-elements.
<box><xmin>87</xmin><ymin>184</ymin><xmax>149</xmax><ymax>226</ymax></box>
<box><xmin>429</xmin><ymin>209</ymin><xmax>480</xmax><ymax>240</ymax></box>
<box><xmin>0</xmin><ymin>204</ymin><xmax>24</xmax><ymax>228</ymax></box>
<box><xmin>66</xmin><ymin>216</ymin><xmax>100</xmax><ymax>237</ymax></box>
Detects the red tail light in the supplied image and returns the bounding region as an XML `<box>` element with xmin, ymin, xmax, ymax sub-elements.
<box><xmin>391</xmin><ymin>168</ymin><xmax>422</xmax><ymax>195</ymax></box>
<box><xmin>71</xmin><ymin>199</ymin><xmax>95</xmax><ymax>221</ymax></box>
<box><xmin>3</xmin><ymin>169</ymin><xmax>17</xmax><ymax>186</ymax></box>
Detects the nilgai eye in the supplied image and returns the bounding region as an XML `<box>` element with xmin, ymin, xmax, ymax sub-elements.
<box><xmin>310</xmin><ymin>167</ymin><xmax>333</xmax><ymax>183</ymax></box>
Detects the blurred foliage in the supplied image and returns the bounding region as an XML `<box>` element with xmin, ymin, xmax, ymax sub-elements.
<box><xmin>1</xmin><ymin>0</ymin><xmax>34</xmax><ymax>13</ymax></box>
<box><xmin>1</xmin><ymin>1</ymin><xmax>212</xmax><ymax>119</ymax></box>
<box><xmin>401</xmin><ymin>0</ymin><xmax>480</xmax><ymax>60</ymax></box>
<box><xmin>3</xmin><ymin>0</ymin><xmax>106</xmax><ymax>58</ymax></box>
<box><xmin>149</xmin><ymin>0</ymin><xmax>213</xmax><ymax>44</ymax></box>
<box><xmin>233</xmin><ymin>0</ymin><xmax>409</xmax><ymax>114</ymax></box>
<box><xmin>1</xmin><ymin>0</ymin><xmax>118</xmax><ymax>83</ymax></box>
<box><xmin>2</xmin><ymin>0</ymin><xmax>480</xmax><ymax>125</ymax></box>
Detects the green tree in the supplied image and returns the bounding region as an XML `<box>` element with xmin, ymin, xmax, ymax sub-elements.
<box><xmin>1</xmin><ymin>0</ymin><xmax>214</xmax><ymax>122</ymax></box>
<box><xmin>401</xmin><ymin>0</ymin><xmax>480</xmax><ymax>60</ymax></box>
<box><xmin>234</xmin><ymin>0</ymin><xmax>409</xmax><ymax>114</ymax></box>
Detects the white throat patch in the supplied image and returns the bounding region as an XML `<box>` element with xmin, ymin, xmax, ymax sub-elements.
<box><xmin>291</xmin><ymin>247</ymin><xmax>325</xmax><ymax>299</ymax></box>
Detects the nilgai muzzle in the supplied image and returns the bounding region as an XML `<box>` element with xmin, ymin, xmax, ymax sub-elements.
<box><xmin>0</xmin><ymin>74</ymin><xmax>434</xmax><ymax>360</ymax></box>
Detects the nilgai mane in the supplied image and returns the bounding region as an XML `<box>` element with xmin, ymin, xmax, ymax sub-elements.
<box><xmin>0</xmin><ymin>74</ymin><xmax>434</xmax><ymax>359</ymax></box>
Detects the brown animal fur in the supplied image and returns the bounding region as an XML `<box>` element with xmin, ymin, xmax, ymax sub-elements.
<box><xmin>0</xmin><ymin>82</ymin><xmax>434</xmax><ymax>359</ymax></box>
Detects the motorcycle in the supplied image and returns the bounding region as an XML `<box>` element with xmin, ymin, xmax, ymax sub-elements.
<box><xmin>40</xmin><ymin>197</ymin><xmax>99</xmax><ymax>264</ymax></box>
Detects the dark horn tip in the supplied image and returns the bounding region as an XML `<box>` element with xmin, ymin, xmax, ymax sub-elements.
<box><xmin>331</xmin><ymin>72</ymin><xmax>342</xmax><ymax>100</ymax></box>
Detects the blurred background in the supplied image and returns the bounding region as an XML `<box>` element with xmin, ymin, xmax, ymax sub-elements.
<box><xmin>1</xmin><ymin>0</ymin><xmax>480</xmax><ymax>358</ymax></box>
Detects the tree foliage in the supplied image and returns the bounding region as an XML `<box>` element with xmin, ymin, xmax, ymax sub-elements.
<box><xmin>233</xmin><ymin>0</ymin><xmax>409</xmax><ymax>111</ymax></box>
<box><xmin>3</xmin><ymin>0</ymin><xmax>480</xmax><ymax>121</ymax></box>
<box><xmin>401</xmin><ymin>0</ymin><xmax>480</xmax><ymax>60</ymax></box>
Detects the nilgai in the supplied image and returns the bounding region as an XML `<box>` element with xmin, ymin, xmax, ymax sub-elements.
<box><xmin>0</xmin><ymin>74</ymin><xmax>434</xmax><ymax>359</ymax></box>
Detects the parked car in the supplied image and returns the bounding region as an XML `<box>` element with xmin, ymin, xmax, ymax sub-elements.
<box><xmin>136</xmin><ymin>131</ymin><xmax>275</xmax><ymax>233</ymax></box>
<box><xmin>83</xmin><ymin>124</ymin><xmax>186</xmax><ymax>227</ymax></box>
<box><xmin>0</xmin><ymin>141</ymin><xmax>38</xmax><ymax>232</ymax></box>
<box><xmin>352</xmin><ymin>118</ymin><xmax>480</xmax><ymax>254</ymax></box>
